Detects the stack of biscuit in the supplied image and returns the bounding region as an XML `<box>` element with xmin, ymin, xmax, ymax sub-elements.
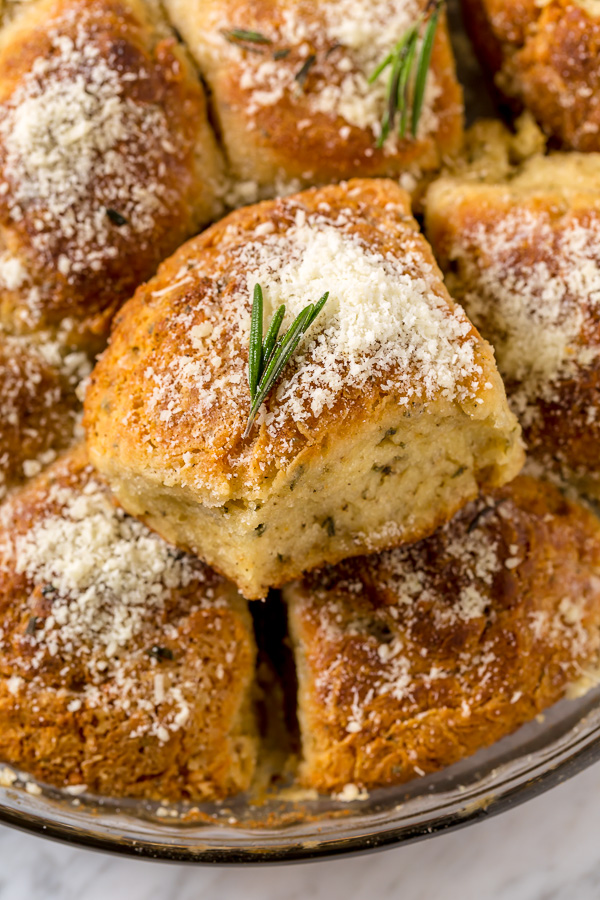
<box><xmin>1</xmin><ymin>0</ymin><xmax>600</xmax><ymax>806</ymax></box>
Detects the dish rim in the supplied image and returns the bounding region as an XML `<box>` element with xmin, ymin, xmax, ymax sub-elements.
<box><xmin>0</xmin><ymin>703</ymin><xmax>599</xmax><ymax>865</ymax></box>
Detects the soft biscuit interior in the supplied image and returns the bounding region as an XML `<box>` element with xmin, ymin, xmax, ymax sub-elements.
<box><xmin>284</xmin><ymin>475</ymin><xmax>600</xmax><ymax>793</ymax></box>
<box><xmin>84</xmin><ymin>179</ymin><xmax>523</xmax><ymax>599</ymax></box>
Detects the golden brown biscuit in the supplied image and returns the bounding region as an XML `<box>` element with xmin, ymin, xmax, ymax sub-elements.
<box><xmin>0</xmin><ymin>447</ymin><xmax>258</xmax><ymax>801</ymax></box>
<box><xmin>0</xmin><ymin>0</ymin><xmax>223</xmax><ymax>351</ymax></box>
<box><xmin>462</xmin><ymin>0</ymin><xmax>600</xmax><ymax>151</ymax></box>
<box><xmin>285</xmin><ymin>475</ymin><xmax>600</xmax><ymax>793</ymax></box>
<box><xmin>164</xmin><ymin>0</ymin><xmax>464</xmax><ymax>200</ymax></box>
<box><xmin>425</xmin><ymin>135</ymin><xmax>600</xmax><ymax>498</ymax></box>
<box><xmin>0</xmin><ymin>331</ymin><xmax>85</xmax><ymax>499</ymax></box>
<box><xmin>84</xmin><ymin>179</ymin><xmax>523</xmax><ymax>600</ymax></box>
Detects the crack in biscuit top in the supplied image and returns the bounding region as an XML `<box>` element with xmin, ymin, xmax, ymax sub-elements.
<box><xmin>207</xmin><ymin>0</ymin><xmax>441</xmax><ymax>149</ymax></box>
<box><xmin>141</xmin><ymin>200</ymin><xmax>484</xmax><ymax>476</ymax></box>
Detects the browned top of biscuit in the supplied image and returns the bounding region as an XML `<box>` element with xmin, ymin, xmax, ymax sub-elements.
<box><xmin>170</xmin><ymin>0</ymin><xmax>463</xmax><ymax>184</ymax></box>
<box><xmin>464</xmin><ymin>0</ymin><xmax>600</xmax><ymax>151</ymax></box>
<box><xmin>287</xmin><ymin>475</ymin><xmax>600</xmax><ymax>790</ymax></box>
<box><xmin>84</xmin><ymin>178</ymin><xmax>508</xmax><ymax>503</ymax></box>
<box><xmin>0</xmin><ymin>0</ymin><xmax>220</xmax><ymax>347</ymax></box>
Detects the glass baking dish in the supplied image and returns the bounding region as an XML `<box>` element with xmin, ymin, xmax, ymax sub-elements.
<box><xmin>1</xmin><ymin>683</ymin><xmax>599</xmax><ymax>863</ymax></box>
<box><xmin>2</xmin><ymin>0</ymin><xmax>597</xmax><ymax>866</ymax></box>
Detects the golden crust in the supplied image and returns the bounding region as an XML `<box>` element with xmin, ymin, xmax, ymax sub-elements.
<box><xmin>165</xmin><ymin>0</ymin><xmax>463</xmax><ymax>196</ymax></box>
<box><xmin>0</xmin><ymin>0</ymin><xmax>223</xmax><ymax>350</ymax></box>
<box><xmin>463</xmin><ymin>0</ymin><xmax>600</xmax><ymax>151</ymax></box>
<box><xmin>425</xmin><ymin>142</ymin><xmax>600</xmax><ymax>496</ymax></box>
<box><xmin>285</xmin><ymin>475</ymin><xmax>600</xmax><ymax>793</ymax></box>
<box><xmin>0</xmin><ymin>447</ymin><xmax>258</xmax><ymax>801</ymax></box>
<box><xmin>84</xmin><ymin>178</ymin><xmax>522</xmax><ymax>598</ymax></box>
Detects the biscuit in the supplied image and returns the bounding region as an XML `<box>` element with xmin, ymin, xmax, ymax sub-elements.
<box><xmin>85</xmin><ymin>179</ymin><xmax>523</xmax><ymax>599</ymax></box>
<box><xmin>164</xmin><ymin>0</ymin><xmax>464</xmax><ymax>201</ymax></box>
<box><xmin>0</xmin><ymin>447</ymin><xmax>258</xmax><ymax>801</ymax></box>
<box><xmin>0</xmin><ymin>331</ymin><xmax>85</xmax><ymax>499</ymax></box>
<box><xmin>462</xmin><ymin>0</ymin><xmax>600</xmax><ymax>151</ymax></box>
<box><xmin>285</xmin><ymin>475</ymin><xmax>600</xmax><ymax>792</ymax></box>
<box><xmin>0</xmin><ymin>0</ymin><xmax>223</xmax><ymax>351</ymax></box>
<box><xmin>426</xmin><ymin>133</ymin><xmax>600</xmax><ymax>497</ymax></box>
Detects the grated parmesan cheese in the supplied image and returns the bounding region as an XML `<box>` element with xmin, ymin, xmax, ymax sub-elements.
<box><xmin>0</xmin><ymin>328</ymin><xmax>88</xmax><ymax>499</ymax></box>
<box><xmin>10</xmin><ymin>478</ymin><xmax>198</xmax><ymax>658</ymax></box>
<box><xmin>334</xmin><ymin>782</ymin><xmax>369</xmax><ymax>801</ymax></box>
<box><xmin>302</xmin><ymin>487</ymin><xmax>597</xmax><ymax>736</ymax></box>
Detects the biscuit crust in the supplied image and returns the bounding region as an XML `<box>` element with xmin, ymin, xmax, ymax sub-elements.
<box><xmin>0</xmin><ymin>332</ymin><xmax>83</xmax><ymax>499</ymax></box>
<box><xmin>462</xmin><ymin>0</ymin><xmax>600</xmax><ymax>151</ymax></box>
<box><xmin>426</xmin><ymin>141</ymin><xmax>600</xmax><ymax>497</ymax></box>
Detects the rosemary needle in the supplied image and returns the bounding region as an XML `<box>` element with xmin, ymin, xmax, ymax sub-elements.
<box><xmin>261</xmin><ymin>304</ymin><xmax>286</xmax><ymax>368</ymax></box>
<box><xmin>411</xmin><ymin>1</ymin><xmax>441</xmax><ymax>137</ymax></box>
<box><xmin>398</xmin><ymin>31</ymin><xmax>418</xmax><ymax>138</ymax></box>
<box><xmin>223</xmin><ymin>28</ymin><xmax>272</xmax><ymax>45</ymax></box>
<box><xmin>248</xmin><ymin>283</ymin><xmax>263</xmax><ymax>400</ymax></box>
<box><xmin>370</xmin><ymin>0</ymin><xmax>443</xmax><ymax>146</ymax></box>
<box><xmin>305</xmin><ymin>291</ymin><xmax>329</xmax><ymax>327</ymax></box>
<box><xmin>295</xmin><ymin>54</ymin><xmax>317</xmax><ymax>89</ymax></box>
<box><xmin>244</xmin><ymin>285</ymin><xmax>329</xmax><ymax>438</ymax></box>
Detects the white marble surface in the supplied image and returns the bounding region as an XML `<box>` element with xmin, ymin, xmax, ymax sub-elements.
<box><xmin>0</xmin><ymin>762</ymin><xmax>598</xmax><ymax>900</ymax></box>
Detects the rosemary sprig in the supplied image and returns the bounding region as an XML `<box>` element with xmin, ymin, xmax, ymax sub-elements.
<box><xmin>244</xmin><ymin>284</ymin><xmax>329</xmax><ymax>438</ymax></box>
<box><xmin>222</xmin><ymin>28</ymin><xmax>272</xmax><ymax>45</ymax></box>
<box><xmin>369</xmin><ymin>0</ymin><xmax>443</xmax><ymax>147</ymax></box>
